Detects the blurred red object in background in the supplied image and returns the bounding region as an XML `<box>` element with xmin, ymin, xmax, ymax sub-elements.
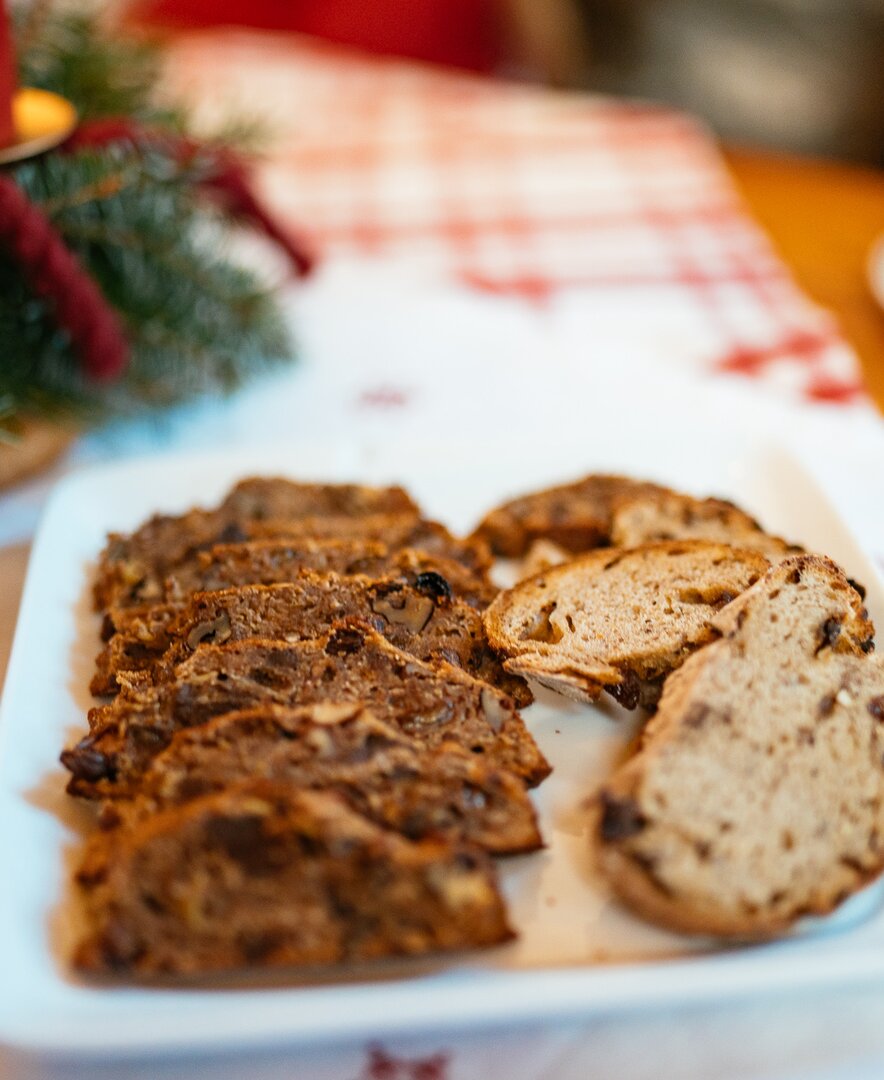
<box><xmin>0</xmin><ymin>0</ymin><xmax>17</xmax><ymax>148</ymax></box>
<box><xmin>128</xmin><ymin>0</ymin><xmax>504</xmax><ymax>72</ymax></box>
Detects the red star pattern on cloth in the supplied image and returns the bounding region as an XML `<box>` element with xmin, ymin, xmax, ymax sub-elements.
<box><xmin>360</xmin><ymin>1046</ymin><xmax>449</xmax><ymax>1080</ymax></box>
<box><xmin>356</xmin><ymin>385</ymin><xmax>413</xmax><ymax>410</ymax></box>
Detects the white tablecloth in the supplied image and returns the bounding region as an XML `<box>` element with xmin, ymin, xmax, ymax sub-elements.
<box><xmin>2</xmin><ymin>263</ymin><xmax>884</xmax><ymax>1079</ymax></box>
<box><xmin>2</xmin><ymin>31</ymin><xmax>884</xmax><ymax>1079</ymax></box>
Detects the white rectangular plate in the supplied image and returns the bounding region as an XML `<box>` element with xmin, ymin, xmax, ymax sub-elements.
<box><xmin>3</xmin><ymin>419</ymin><xmax>884</xmax><ymax>1060</ymax></box>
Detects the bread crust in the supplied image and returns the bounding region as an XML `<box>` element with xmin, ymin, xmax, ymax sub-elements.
<box><xmin>472</xmin><ymin>474</ymin><xmax>797</xmax><ymax>563</ymax></box>
<box><xmin>471</xmin><ymin>475</ymin><xmax>664</xmax><ymax>557</ymax></box>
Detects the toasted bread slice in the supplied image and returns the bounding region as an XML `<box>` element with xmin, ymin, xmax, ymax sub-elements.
<box><xmin>518</xmin><ymin>495</ymin><xmax>799</xmax><ymax>582</ymax></box>
<box><xmin>93</xmin><ymin>479</ymin><xmax>421</xmax><ymax>612</ymax></box>
<box><xmin>484</xmin><ymin>541</ymin><xmax>771</xmax><ymax>707</ymax></box>
<box><xmin>248</xmin><ymin>515</ymin><xmax>491</xmax><ymax>575</ymax></box>
<box><xmin>610</xmin><ymin>489</ymin><xmax>800</xmax><ymax>559</ymax></box>
<box><xmin>219</xmin><ymin>477</ymin><xmax>418</xmax><ymax>521</ymax></box>
<box><xmin>74</xmin><ymin>782</ymin><xmax>513</xmax><ymax>976</ymax></box>
<box><xmin>92</xmin><ymin>573</ymin><xmax>527</xmax><ymax>703</ymax></box>
<box><xmin>473</xmin><ymin>474</ymin><xmax>796</xmax><ymax>564</ymax></box>
<box><xmin>595</xmin><ymin>555</ymin><xmax>879</xmax><ymax>937</ymax></box>
<box><xmin>64</xmin><ymin>622</ymin><xmax>551</xmax><ymax>799</ymax></box>
<box><xmin>472</xmin><ymin>475</ymin><xmax>664</xmax><ymax>557</ymax></box>
<box><xmin>161</xmin><ymin>538</ymin><xmax>497</xmax><ymax>609</ymax></box>
<box><xmin>103</xmin><ymin>703</ymin><xmax>542</xmax><ymax>855</ymax></box>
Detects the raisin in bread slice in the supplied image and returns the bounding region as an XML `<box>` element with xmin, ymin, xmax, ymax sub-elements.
<box><xmin>102</xmin><ymin>703</ymin><xmax>541</xmax><ymax>855</ymax></box>
<box><xmin>484</xmin><ymin>541</ymin><xmax>770</xmax><ymax>708</ymax></box>
<box><xmin>64</xmin><ymin>622</ymin><xmax>551</xmax><ymax>798</ymax></box>
<box><xmin>93</xmin><ymin>478</ymin><xmax>420</xmax><ymax>612</ymax></box>
<box><xmin>595</xmin><ymin>554</ymin><xmax>879</xmax><ymax>938</ymax></box>
<box><xmin>98</xmin><ymin>545</ymin><xmax>496</xmax><ymax>686</ymax></box>
<box><xmin>472</xmin><ymin>475</ymin><xmax>665</xmax><ymax>557</ymax></box>
<box><xmin>92</xmin><ymin>573</ymin><xmax>525</xmax><ymax>703</ymax></box>
<box><xmin>74</xmin><ymin>781</ymin><xmax>513</xmax><ymax>977</ymax></box>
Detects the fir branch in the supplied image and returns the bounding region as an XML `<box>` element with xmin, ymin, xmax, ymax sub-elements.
<box><xmin>14</xmin><ymin>4</ymin><xmax>180</xmax><ymax>127</ymax></box>
<box><xmin>1</xmin><ymin>6</ymin><xmax>296</xmax><ymax>432</ymax></box>
<box><xmin>56</xmin><ymin>215</ymin><xmax>266</xmax><ymax>312</ymax></box>
<box><xmin>39</xmin><ymin>170</ymin><xmax>131</xmax><ymax>214</ymax></box>
<box><xmin>1</xmin><ymin>147</ymin><xmax>293</xmax><ymax>424</ymax></box>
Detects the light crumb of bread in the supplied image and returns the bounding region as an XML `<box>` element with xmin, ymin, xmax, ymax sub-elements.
<box><xmin>595</xmin><ymin>554</ymin><xmax>879</xmax><ymax>938</ymax></box>
<box><xmin>484</xmin><ymin>540</ymin><xmax>771</xmax><ymax>708</ymax></box>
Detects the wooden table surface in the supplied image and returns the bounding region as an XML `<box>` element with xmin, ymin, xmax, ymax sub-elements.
<box><xmin>1</xmin><ymin>148</ymin><xmax>883</xmax><ymax>689</ymax></box>
<box><xmin>724</xmin><ymin>147</ymin><xmax>884</xmax><ymax>410</ymax></box>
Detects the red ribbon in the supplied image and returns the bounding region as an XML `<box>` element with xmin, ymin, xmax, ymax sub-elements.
<box><xmin>0</xmin><ymin>173</ymin><xmax>128</xmax><ymax>381</ymax></box>
<box><xmin>0</xmin><ymin>0</ymin><xmax>16</xmax><ymax>149</ymax></box>
<box><xmin>64</xmin><ymin>118</ymin><xmax>315</xmax><ymax>277</ymax></box>
<box><xmin>0</xmin><ymin>118</ymin><xmax>313</xmax><ymax>385</ymax></box>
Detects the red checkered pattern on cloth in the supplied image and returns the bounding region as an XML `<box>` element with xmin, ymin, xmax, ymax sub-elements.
<box><xmin>165</xmin><ymin>31</ymin><xmax>865</xmax><ymax>405</ymax></box>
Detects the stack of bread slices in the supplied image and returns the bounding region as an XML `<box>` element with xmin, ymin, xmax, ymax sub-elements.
<box><xmin>64</xmin><ymin>469</ymin><xmax>884</xmax><ymax>979</ymax></box>
<box><xmin>64</xmin><ymin>477</ymin><xmax>551</xmax><ymax>978</ymax></box>
<box><xmin>477</xmin><ymin>474</ymin><xmax>884</xmax><ymax>938</ymax></box>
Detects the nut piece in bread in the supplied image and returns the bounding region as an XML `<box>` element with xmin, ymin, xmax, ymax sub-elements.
<box><xmin>484</xmin><ymin>541</ymin><xmax>770</xmax><ymax>708</ymax></box>
<box><xmin>74</xmin><ymin>782</ymin><xmax>514</xmax><ymax>976</ymax></box>
<box><xmin>595</xmin><ymin>554</ymin><xmax>879</xmax><ymax>938</ymax></box>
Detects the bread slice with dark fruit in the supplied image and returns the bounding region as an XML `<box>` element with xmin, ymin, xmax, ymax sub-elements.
<box><xmin>515</xmin><ymin>493</ymin><xmax>799</xmax><ymax>582</ymax></box>
<box><xmin>64</xmin><ymin>622</ymin><xmax>551</xmax><ymax>799</ymax></box>
<box><xmin>594</xmin><ymin>554</ymin><xmax>879</xmax><ymax>937</ymax></box>
<box><xmin>219</xmin><ymin>476</ymin><xmax>418</xmax><ymax>522</ymax></box>
<box><xmin>74</xmin><ymin>781</ymin><xmax>513</xmax><ymax>977</ymax></box>
<box><xmin>93</xmin><ymin>479</ymin><xmax>421</xmax><ymax>612</ymax></box>
<box><xmin>103</xmin><ymin>703</ymin><xmax>542</xmax><ymax>855</ymax></box>
<box><xmin>484</xmin><ymin>541</ymin><xmax>771</xmax><ymax>708</ymax></box>
<box><xmin>161</xmin><ymin>538</ymin><xmax>497</xmax><ymax>609</ymax></box>
<box><xmin>248</xmin><ymin>515</ymin><xmax>492</xmax><ymax>575</ymax></box>
<box><xmin>92</xmin><ymin>573</ymin><xmax>527</xmax><ymax>704</ymax></box>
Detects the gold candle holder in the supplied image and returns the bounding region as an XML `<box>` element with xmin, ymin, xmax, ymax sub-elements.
<box><xmin>0</xmin><ymin>87</ymin><xmax>78</xmax><ymax>165</ymax></box>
